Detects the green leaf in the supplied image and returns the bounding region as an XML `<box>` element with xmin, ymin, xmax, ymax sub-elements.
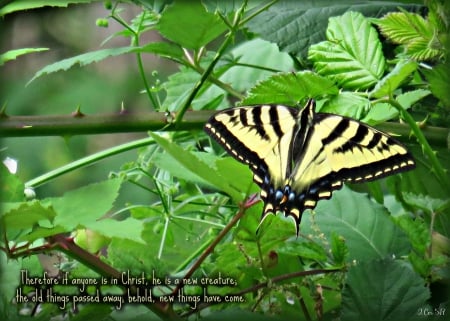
<box><xmin>246</xmin><ymin>1</ymin><xmax>423</xmax><ymax>57</ymax></box>
<box><xmin>107</xmin><ymin>238</ymin><xmax>167</xmax><ymax>276</ymax></box>
<box><xmin>278</xmin><ymin>240</ymin><xmax>328</xmax><ymax>262</ymax></box>
<box><xmin>370</xmin><ymin>60</ymin><xmax>418</xmax><ymax>98</ymax></box>
<box><xmin>319</xmin><ymin>93</ymin><xmax>369</xmax><ymax>119</ymax></box>
<box><xmin>330</xmin><ymin>232</ymin><xmax>348</xmax><ymax>265</ymax></box>
<box><xmin>52</xmin><ymin>178</ymin><xmax>122</xmax><ymax>231</ymax></box>
<box><xmin>402</xmin><ymin>193</ymin><xmax>448</xmax><ymax>214</ymax></box>
<box><xmin>140</xmin><ymin>42</ymin><xmax>184</xmax><ymax>61</ymax></box>
<box><xmin>341</xmin><ymin>258</ymin><xmax>430</xmax><ymax>321</ymax></box>
<box><xmin>149</xmin><ymin>133</ymin><xmax>243</xmax><ymax>201</ymax></box>
<box><xmin>308</xmin><ymin>11</ymin><xmax>385</xmax><ymax>90</ymax></box>
<box><xmin>393</xmin><ymin>215</ymin><xmax>429</xmax><ymax>254</ymax></box>
<box><xmin>0</xmin><ymin>48</ymin><xmax>48</xmax><ymax>66</ymax></box>
<box><xmin>0</xmin><ymin>252</ymin><xmax>20</xmax><ymax>320</ymax></box>
<box><xmin>87</xmin><ymin>217</ymin><xmax>145</xmax><ymax>244</ymax></box>
<box><xmin>220</xmin><ymin>38</ymin><xmax>294</xmax><ymax>92</ymax></box>
<box><xmin>362</xmin><ymin>89</ymin><xmax>430</xmax><ymax>125</ymax></box>
<box><xmin>0</xmin><ymin>0</ymin><xmax>94</xmax><ymax>17</ymax></box>
<box><xmin>28</xmin><ymin>47</ymin><xmax>139</xmax><ymax>84</ymax></box>
<box><xmin>2</xmin><ymin>201</ymin><xmax>55</xmax><ymax>229</ymax></box>
<box><xmin>202</xmin><ymin>0</ymin><xmax>242</xmax><ymax>14</ymax></box>
<box><xmin>422</xmin><ymin>62</ymin><xmax>450</xmax><ymax>107</ymax></box>
<box><xmin>161</xmin><ymin>52</ymin><xmax>228</xmax><ymax>111</ymax></box>
<box><xmin>375</xmin><ymin>11</ymin><xmax>443</xmax><ymax>60</ymax></box>
<box><xmin>158</xmin><ymin>1</ymin><xmax>227</xmax><ymax>50</ymax></box>
<box><xmin>0</xmin><ymin>163</ymin><xmax>24</xmax><ymax>202</ymax></box>
<box><xmin>242</xmin><ymin>71</ymin><xmax>338</xmax><ymax>106</ymax></box>
<box><xmin>302</xmin><ymin>186</ymin><xmax>410</xmax><ymax>261</ymax></box>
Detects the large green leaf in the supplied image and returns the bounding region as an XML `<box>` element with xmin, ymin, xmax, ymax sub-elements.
<box><xmin>149</xmin><ymin>133</ymin><xmax>243</xmax><ymax>201</ymax></box>
<box><xmin>241</xmin><ymin>71</ymin><xmax>338</xmax><ymax>106</ymax></box>
<box><xmin>158</xmin><ymin>1</ymin><xmax>227</xmax><ymax>50</ymax></box>
<box><xmin>308</xmin><ymin>11</ymin><xmax>385</xmax><ymax>90</ymax></box>
<box><xmin>220</xmin><ymin>38</ymin><xmax>293</xmax><ymax>92</ymax></box>
<box><xmin>341</xmin><ymin>258</ymin><xmax>430</xmax><ymax>321</ymax></box>
<box><xmin>318</xmin><ymin>92</ymin><xmax>369</xmax><ymax>119</ymax></box>
<box><xmin>246</xmin><ymin>1</ymin><xmax>423</xmax><ymax>57</ymax></box>
<box><xmin>87</xmin><ymin>217</ymin><xmax>145</xmax><ymax>244</ymax></box>
<box><xmin>302</xmin><ymin>186</ymin><xmax>410</xmax><ymax>261</ymax></box>
<box><xmin>51</xmin><ymin>178</ymin><xmax>122</xmax><ymax>231</ymax></box>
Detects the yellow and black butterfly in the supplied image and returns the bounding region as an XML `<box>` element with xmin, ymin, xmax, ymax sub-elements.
<box><xmin>204</xmin><ymin>99</ymin><xmax>415</xmax><ymax>234</ymax></box>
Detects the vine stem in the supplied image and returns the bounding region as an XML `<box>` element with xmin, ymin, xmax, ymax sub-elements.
<box><xmin>172</xmin><ymin>194</ymin><xmax>259</xmax><ymax>295</ymax></box>
<box><xmin>386</xmin><ymin>98</ymin><xmax>450</xmax><ymax>192</ymax></box>
<box><xmin>183</xmin><ymin>267</ymin><xmax>343</xmax><ymax>317</ymax></box>
<box><xmin>173</xmin><ymin>1</ymin><xmax>247</xmax><ymax>125</ymax></box>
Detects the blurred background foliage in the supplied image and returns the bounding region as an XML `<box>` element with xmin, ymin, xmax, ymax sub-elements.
<box><xmin>0</xmin><ymin>2</ymin><xmax>176</xmax><ymax>200</ymax></box>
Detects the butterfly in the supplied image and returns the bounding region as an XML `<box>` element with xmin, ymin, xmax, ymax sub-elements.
<box><xmin>204</xmin><ymin>99</ymin><xmax>415</xmax><ymax>234</ymax></box>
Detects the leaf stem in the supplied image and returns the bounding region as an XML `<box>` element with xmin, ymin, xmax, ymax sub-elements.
<box><xmin>173</xmin><ymin>2</ymin><xmax>247</xmax><ymax>125</ymax></box>
<box><xmin>386</xmin><ymin>98</ymin><xmax>450</xmax><ymax>192</ymax></box>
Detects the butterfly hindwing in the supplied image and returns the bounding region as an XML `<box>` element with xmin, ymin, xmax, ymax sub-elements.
<box><xmin>205</xmin><ymin>100</ymin><xmax>415</xmax><ymax>235</ymax></box>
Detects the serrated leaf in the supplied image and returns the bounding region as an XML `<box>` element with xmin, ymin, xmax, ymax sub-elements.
<box><xmin>246</xmin><ymin>1</ymin><xmax>423</xmax><ymax>58</ymax></box>
<box><xmin>394</xmin><ymin>215</ymin><xmax>429</xmax><ymax>254</ymax></box>
<box><xmin>402</xmin><ymin>193</ymin><xmax>448</xmax><ymax>214</ymax></box>
<box><xmin>52</xmin><ymin>178</ymin><xmax>122</xmax><ymax>231</ymax></box>
<box><xmin>0</xmin><ymin>0</ymin><xmax>94</xmax><ymax>17</ymax></box>
<box><xmin>158</xmin><ymin>1</ymin><xmax>226</xmax><ymax>50</ymax></box>
<box><xmin>0</xmin><ymin>163</ymin><xmax>24</xmax><ymax>202</ymax></box>
<box><xmin>308</xmin><ymin>11</ymin><xmax>385</xmax><ymax>90</ymax></box>
<box><xmin>422</xmin><ymin>62</ymin><xmax>450</xmax><ymax>107</ymax></box>
<box><xmin>341</xmin><ymin>258</ymin><xmax>430</xmax><ymax>321</ymax></box>
<box><xmin>302</xmin><ymin>186</ymin><xmax>410</xmax><ymax>261</ymax></box>
<box><xmin>331</xmin><ymin>232</ymin><xmax>348</xmax><ymax>265</ymax></box>
<box><xmin>375</xmin><ymin>11</ymin><xmax>442</xmax><ymax>60</ymax></box>
<box><xmin>278</xmin><ymin>240</ymin><xmax>328</xmax><ymax>261</ymax></box>
<box><xmin>370</xmin><ymin>60</ymin><xmax>418</xmax><ymax>98</ymax></box>
<box><xmin>242</xmin><ymin>71</ymin><xmax>338</xmax><ymax>105</ymax></box>
<box><xmin>27</xmin><ymin>47</ymin><xmax>140</xmax><ymax>84</ymax></box>
<box><xmin>2</xmin><ymin>201</ymin><xmax>55</xmax><ymax>229</ymax></box>
<box><xmin>149</xmin><ymin>133</ymin><xmax>242</xmax><ymax>201</ymax></box>
<box><xmin>107</xmin><ymin>238</ymin><xmax>167</xmax><ymax>275</ymax></box>
<box><xmin>88</xmin><ymin>217</ymin><xmax>145</xmax><ymax>244</ymax></box>
<box><xmin>0</xmin><ymin>48</ymin><xmax>48</xmax><ymax>66</ymax></box>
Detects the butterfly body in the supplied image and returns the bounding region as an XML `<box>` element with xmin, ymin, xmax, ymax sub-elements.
<box><xmin>204</xmin><ymin>99</ymin><xmax>415</xmax><ymax>234</ymax></box>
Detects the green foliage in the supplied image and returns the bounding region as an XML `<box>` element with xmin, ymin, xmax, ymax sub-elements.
<box><xmin>341</xmin><ymin>258</ymin><xmax>430</xmax><ymax>321</ymax></box>
<box><xmin>1</xmin><ymin>1</ymin><xmax>449</xmax><ymax>321</ymax></box>
<box><xmin>375</xmin><ymin>9</ymin><xmax>444</xmax><ymax>60</ymax></box>
<box><xmin>0</xmin><ymin>48</ymin><xmax>48</xmax><ymax>66</ymax></box>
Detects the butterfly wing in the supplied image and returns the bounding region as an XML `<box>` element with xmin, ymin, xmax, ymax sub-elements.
<box><xmin>205</xmin><ymin>100</ymin><xmax>416</xmax><ymax>235</ymax></box>
<box><xmin>281</xmin><ymin>109</ymin><xmax>415</xmax><ymax>231</ymax></box>
<box><xmin>204</xmin><ymin>105</ymin><xmax>300</xmax><ymax>213</ymax></box>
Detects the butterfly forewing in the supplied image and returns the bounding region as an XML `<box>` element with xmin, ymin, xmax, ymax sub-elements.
<box><xmin>205</xmin><ymin>105</ymin><xmax>299</xmax><ymax>191</ymax></box>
